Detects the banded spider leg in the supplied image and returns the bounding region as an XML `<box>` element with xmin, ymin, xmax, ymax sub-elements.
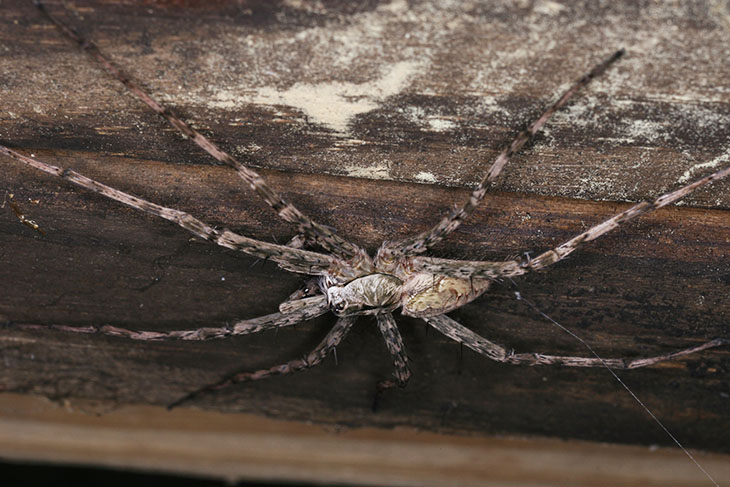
<box><xmin>33</xmin><ymin>0</ymin><xmax>372</xmax><ymax>271</ymax></box>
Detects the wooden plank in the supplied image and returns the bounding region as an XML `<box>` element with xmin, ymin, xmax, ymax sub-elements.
<box><xmin>1</xmin><ymin>1</ymin><xmax>729</xmax><ymax>482</ymax></box>
<box><xmin>1</xmin><ymin>393</ymin><xmax>729</xmax><ymax>487</ymax></box>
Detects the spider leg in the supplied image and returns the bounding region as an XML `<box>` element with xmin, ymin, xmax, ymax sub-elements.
<box><xmin>286</xmin><ymin>223</ymin><xmax>339</xmax><ymax>250</ymax></box>
<box><xmin>0</xmin><ymin>145</ymin><xmax>338</xmax><ymax>276</ymax></box>
<box><xmin>375</xmin><ymin>313</ymin><xmax>412</xmax><ymax>387</ymax></box>
<box><xmin>9</xmin><ymin>295</ymin><xmax>329</xmax><ymax>341</ymax></box>
<box><xmin>424</xmin><ymin>314</ymin><xmax>728</xmax><ymax>368</ymax></box>
<box><xmin>413</xmin><ymin>164</ymin><xmax>730</xmax><ymax>279</ymax></box>
<box><xmin>412</xmin><ymin>255</ymin><xmax>525</xmax><ymax>280</ymax></box>
<box><xmin>168</xmin><ymin>315</ymin><xmax>357</xmax><ymax>409</ymax></box>
<box><xmin>371</xmin><ymin>313</ymin><xmax>411</xmax><ymax>411</ymax></box>
<box><xmin>525</xmin><ymin>164</ymin><xmax>730</xmax><ymax>273</ymax></box>
<box><xmin>34</xmin><ymin>1</ymin><xmax>371</xmax><ymax>269</ymax></box>
<box><xmin>423</xmin><ymin>314</ymin><xmax>507</xmax><ymax>361</ymax></box>
<box><xmin>379</xmin><ymin>50</ymin><xmax>624</xmax><ymax>264</ymax></box>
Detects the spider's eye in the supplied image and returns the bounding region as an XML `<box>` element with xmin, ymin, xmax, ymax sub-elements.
<box><xmin>334</xmin><ymin>301</ymin><xmax>346</xmax><ymax>312</ymax></box>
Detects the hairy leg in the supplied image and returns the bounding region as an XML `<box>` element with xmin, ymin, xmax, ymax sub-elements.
<box><xmin>168</xmin><ymin>315</ymin><xmax>357</xmax><ymax>408</ymax></box>
<box><xmin>412</xmin><ymin>163</ymin><xmax>730</xmax><ymax>279</ymax></box>
<box><xmin>1</xmin><ymin>144</ymin><xmax>339</xmax><ymax>276</ymax></box>
<box><xmin>371</xmin><ymin>313</ymin><xmax>411</xmax><ymax>411</ymax></box>
<box><xmin>424</xmin><ymin>314</ymin><xmax>728</xmax><ymax>368</ymax></box>
<box><xmin>375</xmin><ymin>313</ymin><xmax>411</xmax><ymax>386</ymax></box>
<box><xmin>34</xmin><ymin>1</ymin><xmax>371</xmax><ymax>269</ymax></box>
<box><xmin>8</xmin><ymin>295</ymin><xmax>329</xmax><ymax>341</ymax></box>
<box><xmin>378</xmin><ymin>50</ymin><xmax>624</xmax><ymax>266</ymax></box>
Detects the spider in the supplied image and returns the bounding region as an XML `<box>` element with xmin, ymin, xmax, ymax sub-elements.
<box><xmin>2</xmin><ymin>2</ymin><xmax>729</xmax><ymax>414</ymax></box>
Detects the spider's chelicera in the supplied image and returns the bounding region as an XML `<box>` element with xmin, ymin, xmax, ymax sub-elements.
<box><xmin>3</xmin><ymin>3</ymin><xmax>729</xmax><ymax>409</ymax></box>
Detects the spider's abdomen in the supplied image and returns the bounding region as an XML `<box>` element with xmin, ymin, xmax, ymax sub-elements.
<box><xmin>400</xmin><ymin>273</ymin><xmax>491</xmax><ymax>318</ymax></box>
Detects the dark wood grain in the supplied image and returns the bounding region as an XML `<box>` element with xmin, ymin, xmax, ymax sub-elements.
<box><xmin>1</xmin><ymin>0</ymin><xmax>729</xmax><ymax>462</ymax></box>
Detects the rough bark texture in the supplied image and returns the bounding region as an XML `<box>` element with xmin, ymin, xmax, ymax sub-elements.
<box><xmin>1</xmin><ymin>0</ymin><xmax>729</xmax><ymax>462</ymax></box>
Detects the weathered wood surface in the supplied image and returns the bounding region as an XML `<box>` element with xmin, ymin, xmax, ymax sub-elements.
<box><xmin>1</xmin><ymin>0</ymin><xmax>729</xmax><ymax>472</ymax></box>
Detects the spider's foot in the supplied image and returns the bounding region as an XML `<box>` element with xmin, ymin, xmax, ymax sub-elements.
<box><xmin>168</xmin><ymin>371</ymin><xmax>246</xmax><ymax>410</ymax></box>
<box><xmin>167</xmin><ymin>389</ymin><xmax>200</xmax><ymax>410</ymax></box>
<box><xmin>517</xmin><ymin>251</ymin><xmax>534</xmax><ymax>269</ymax></box>
<box><xmin>371</xmin><ymin>378</ymin><xmax>404</xmax><ymax>412</ymax></box>
<box><xmin>167</xmin><ymin>381</ymin><xmax>221</xmax><ymax>410</ymax></box>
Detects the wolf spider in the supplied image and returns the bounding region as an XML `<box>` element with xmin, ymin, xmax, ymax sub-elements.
<box><xmin>2</xmin><ymin>2</ymin><xmax>729</xmax><ymax>411</ymax></box>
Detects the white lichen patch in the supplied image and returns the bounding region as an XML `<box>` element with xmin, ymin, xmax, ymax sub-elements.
<box><xmin>332</xmin><ymin>139</ymin><xmax>371</xmax><ymax>150</ymax></box>
<box><xmin>341</xmin><ymin>161</ymin><xmax>392</xmax><ymax>180</ymax></box>
<box><xmin>427</xmin><ymin>117</ymin><xmax>457</xmax><ymax>132</ymax></box>
<box><xmin>208</xmin><ymin>60</ymin><xmax>424</xmax><ymax>134</ymax></box>
<box><xmin>235</xmin><ymin>143</ymin><xmax>262</xmax><ymax>155</ymax></box>
<box><xmin>678</xmin><ymin>151</ymin><xmax>730</xmax><ymax>183</ymax></box>
<box><xmin>574</xmin><ymin>175</ymin><xmax>634</xmax><ymax>202</ymax></box>
<box><xmin>206</xmin><ymin>90</ymin><xmax>249</xmax><ymax>110</ymax></box>
<box><xmin>258</xmin><ymin>60</ymin><xmax>422</xmax><ymax>133</ymax></box>
<box><xmin>400</xmin><ymin>107</ymin><xmax>458</xmax><ymax>132</ymax></box>
<box><xmin>533</xmin><ymin>0</ymin><xmax>568</xmax><ymax>16</ymax></box>
<box><xmin>623</xmin><ymin>119</ymin><xmax>671</xmax><ymax>145</ymax></box>
<box><xmin>414</xmin><ymin>171</ymin><xmax>438</xmax><ymax>183</ymax></box>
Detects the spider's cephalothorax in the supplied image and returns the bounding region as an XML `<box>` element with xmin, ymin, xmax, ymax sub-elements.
<box><xmin>325</xmin><ymin>273</ymin><xmax>402</xmax><ymax>316</ymax></box>
<box><xmin>4</xmin><ymin>4</ymin><xmax>730</xmax><ymax>418</ymax></box>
